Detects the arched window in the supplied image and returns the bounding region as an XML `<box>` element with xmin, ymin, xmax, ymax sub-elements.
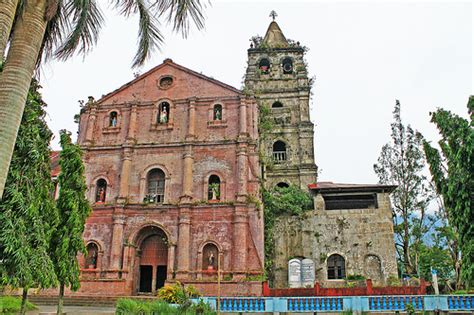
<box><xmin>258</xmin><ymin>58</ymin><xmax>270</xmax><ymax>74</ymax></box>
<box><xmin>208</xmin><ymin>175</ymin><xmax>221</xmax><ymax>201</ymax></box>
<box><xmin>202</xmin><ymin>243</ymin><xmax>219</xmax><ymax>271</ymax></box>
<box><xmin>272</xmin><ymin>141</ymin><xmax>287</xmax><ymax>162</ymax></box>
<box><xmin>157</xmin><ymin>102</ymin><xmax>170</xmax><ymax>124</ymax></box>
<box><xmin>213</xmin><ymin>104</ymin><xmax>223</xmax><ymax>121</ymax></box>
<box><xmin>95</xmin><ymin>179</ymin><xmax>107</xmax><ymax>203</ymax></box>
<box><xmin>85</xmin><ymin>243</ymin><xmax>99</xmax><ymax>269</ymax></box>
<box><xmin>327</xmin><ymin>254</ymin><xmax>346</xmax><ymax>279</ymax></box>
<box><xmin>277</xmin><ymin>182</ymin><xmax>289</xmax><ymax>189</ymax></box>
<box><xmin>282</xmin><ymin>57</ymin><xmax>293</xmax><ymax>74</ymax></box>
<box><xmin>109</xmin><ymin>111</ymin><xmax>118</xmax><ymax>127</ymax></box>
<box><xmin>146</xmin><ymin>169</ymin><xmax>165</xmax><ymax>204</ymax></box>
<box><xmin>272</xmin><ymin>101</ymin><xmax>283</xmax><ymax>108</ymax></box>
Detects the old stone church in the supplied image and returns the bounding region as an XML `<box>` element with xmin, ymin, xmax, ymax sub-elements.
<box><xmin>67</xmin><ymin>20</ymin><xmax>397</xmax><ymax>296</ymax></box>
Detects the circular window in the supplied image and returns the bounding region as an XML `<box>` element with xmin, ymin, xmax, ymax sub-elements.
<box><xmin>159</xmin><ymin>76</ymin><xmax>173</xmax><ymax>89</ymax></box>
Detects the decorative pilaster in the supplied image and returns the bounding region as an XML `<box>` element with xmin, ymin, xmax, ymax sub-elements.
<box><xmin>186</xmin><ymin>98</ymin><xmax>196</xmax><ymax>140</ymax></box>
<box><xmin>176</xmin><ymin>207</ymin><xmax>191</xmax><ymax>279</ymax></box>
<box><xmin>238</xmin><ymin>97</ymin><xmax>248</xmax><ymax>136</ymax></box>
<box><xmin>117</xmin><ymin>147</ymin><xmax>133</xmax><ymax>203</ymax></box>
<box><xmin>109</xmin><ymin>210</ymin><xmax>125</xmax><ymax>271</ymax></box>
<box><xmin>126</xmin><ymin>104</ymin><xmax>138</xmax><ymax>144</ymax></box>
<box><xmin>236</xmin><ymin>144</ymin><xmax>248</xmax><ymax>202</ymax></box>
<box><xmin>232</xmin><ymin>207</ymin><xmax>248</xmax><ymax>279</ymax></box>
<box><xmin>180</xmin><ymin>145</ymin><xmax>194</xmax><ymax>203</ymax></box>
<box><xmin>84</xmin><ymin>104</ymin><xmax>97</xmax><ymax>144</ymax></box>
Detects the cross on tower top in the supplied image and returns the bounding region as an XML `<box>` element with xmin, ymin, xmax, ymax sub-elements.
<box><xmin>269</xmin><ymin>10</ymin><xmax>278</xmax><ymax>21</ymax></box>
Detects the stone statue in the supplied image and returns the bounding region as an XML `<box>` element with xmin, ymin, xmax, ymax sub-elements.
<box><xmin>208</xmin><ymin>252</ymin><xmax>215</xmax><ymax>268</ymax></box>
<box><xmin>160</xmin><ymin>107</ymin><xmax>168</xmax><ymax>123</ymax></box>
<box><xmin>97</xmin><ymin>187</ymin><xmax>105</xmax><ymax>202</ymax></box>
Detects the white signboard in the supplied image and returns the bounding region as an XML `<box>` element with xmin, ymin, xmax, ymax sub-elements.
<box><xmin>288</xmin><ymin>258</ymin><xmax>302</xmax><ymax>288</ymax></box>
<box><xmin>301</xmin><ymin>258</ymin><xmax>315</xmax><ymax>287</ymax></box>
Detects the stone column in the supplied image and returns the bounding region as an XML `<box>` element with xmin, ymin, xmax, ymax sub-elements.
<box><xmin>238</xmin><ymin>97</ymin><xmax>247</xmax><ymax>136</ymax></box>
<box><xmin>232</xmin><ymin>207</ymin><xmax>248</xmax><ymax>279</ymax></box>
<box><xmin>180</xmin><ymin>146</ymin><xmax>193</xmax><ymax>202</ymax></box>
<box><xmin>236</xmin><ymin>144</ymin><xmax>248</xmax><ymax>202</ymax></box>
<box><xmin>126</xmin><ymin>104</ymin><xmax>138</xmax><ymax>143</ymax></box>
<box><xmin>118</xmin><ymin>147</ymin><xmax>133</xmax><ymax>203</ymax></box>
<box><xmin>84</xmin><ymin>107</ymin><xmax>97</xmax><ymax>144</ymax></box>
<box><xmin>110</xmin><ymin>211</ymin><xmax>125</xmax><ymax>271</ymax></box>
<box><xmin>167</xmin><ymin>244</ymin><xmax>176</xmax><ymax>280</ymax></box>
<box><xmin>186</xmin><ymin>98</ymin><xmax>196</xmax><ymax>139</ymax></box>
<box><xmin>176</xmin><ymin>207</ymin><xmax>191</xmax><ymax>279</ymax></box>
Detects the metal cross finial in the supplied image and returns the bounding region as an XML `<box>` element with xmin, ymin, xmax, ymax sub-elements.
<box><xmin>269</xmin><ymin>10</ymin><xmax>277</xmax><ymax>21</ymax></box>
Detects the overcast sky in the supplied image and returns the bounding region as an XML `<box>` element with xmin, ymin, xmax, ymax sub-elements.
<box><xmin>40</xmin><ymin>1</ymin><xmax>472</xmax><ymax>185</ymax></box>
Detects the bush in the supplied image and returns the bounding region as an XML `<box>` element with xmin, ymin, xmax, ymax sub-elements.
<box><xmin>157</xmin><ymin>282</ymin><xmax>200</xmax><ymax>304</ymax></box>
<box><xmin>115</xmin><ymin>298</ymin><xmax>215</xmax><ymax>315</ymax></box>
<box><xmin>0</xmin><ymin>296</ymin><xmax>37</xmax><ymax>314</ymax></box>
<box><xmin>346</xmin><ymin>274</ymin><xmax>366</xmax><ymax>281</ymax></box>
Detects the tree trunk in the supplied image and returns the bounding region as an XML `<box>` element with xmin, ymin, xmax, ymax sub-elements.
<box><xmin>20</xmin><ymin>287</ymin><xmax>28</xmax><ymax>315</ymax></box>
<box><xmin>0</xmin><ymin>0</ymin><xmax>48</xmax><ymax>199</ymax></box>
<box><xmin>0</xmin><ymin>0</ymin><xmax>19</xmax><ymax>60</ymax></box>
<box><xmin>57</xmin><ymin>282</ymin><xmax>64</xmax><ymax>315</ymax></box>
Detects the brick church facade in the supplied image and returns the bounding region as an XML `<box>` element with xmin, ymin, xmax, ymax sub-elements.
<box><xmin>64</xmin><ymin>20</ymin><xmax>397</xmax><ymax>296</ymax></box>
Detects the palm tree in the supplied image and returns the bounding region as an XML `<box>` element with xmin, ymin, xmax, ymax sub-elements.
<box><xmin>0</xmin><ymin>0</ymin><xmax>206</xmax><ymax>199</ymax></box>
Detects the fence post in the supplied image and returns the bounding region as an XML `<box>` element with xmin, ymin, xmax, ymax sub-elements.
<box><xmin>366</xmin><ymin>279</ymin><xmax>373</xmax><ymax>295</ymax></box>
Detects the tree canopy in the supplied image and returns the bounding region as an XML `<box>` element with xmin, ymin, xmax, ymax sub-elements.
<box><xmin>0</xmin><ymin>78</ymin><xmax>58</xmax><ymax>314</ymax></box>
<box><xmin>421</xmin><ymin>97</ymin><xmax>474</xmax><ymax>286</ymax></box>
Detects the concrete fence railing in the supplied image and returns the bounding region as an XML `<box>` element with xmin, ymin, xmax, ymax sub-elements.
<box><xmin>196</xmin><ymin>295</ymin><xmax>474</xmax><ymax>313</ymax></box>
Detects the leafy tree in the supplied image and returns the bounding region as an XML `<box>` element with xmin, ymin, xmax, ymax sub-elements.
<box><xmin>421</xmin><ymin>97</ymin><xmax>474</xmax><ymax>286</ymax></box>
<box><xmin>374</xmin><ymin>100</ymin><xmax>434</xmax><ymax>276</ymax></box>
<box><xmin>0</xmin><ymin>0</ymin><xmax>206</xmax><ymax>199</ymax></box>
<box><xmin>0</xmin><ymin>78</ymin><xmax>58</xmax><ymax>315</ymax></box>
<box><xmin>50</xmin><ymin>130</ymin><xmax>91</xmax><ymax>315</ymax></box>
<box><xmin>262</xmin><ymin>185</ymin><xmax>313</xmax><ymax>284</ymax></box>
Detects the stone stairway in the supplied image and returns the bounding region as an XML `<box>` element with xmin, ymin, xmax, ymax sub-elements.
<box><xmin>27</xmin><ymin>295</ymin><xmax>156</xmax><ymax>307</ymax></box>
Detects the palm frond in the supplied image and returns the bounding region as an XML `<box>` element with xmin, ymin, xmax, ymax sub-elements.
<box><xmin>112</xmin><ymin>0</ymin><xmax>163</xmax><ymax>67</ymax></box>
<box><xmin>54</xmin><ymin>0</ymin><xmax>104</xmax><ymax>61</ymax></box>
<box><xmin>153</xmin><ymin>0</ymin><xmax>206</xmax><ymax>36</ymax></box>
<box><xmin>38</xmin><ymin>1</ymin><xmax>67</xmax><ymax>66</ymax></box>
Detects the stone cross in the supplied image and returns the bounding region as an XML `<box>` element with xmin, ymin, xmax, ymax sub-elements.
<box><xmin>269</xmin><ymin>10</ymin><xmax>278</xmax><ymax>21</ymax></box>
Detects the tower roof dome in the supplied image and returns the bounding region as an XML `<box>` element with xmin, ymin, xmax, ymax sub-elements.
<box><xmin>262</xmin><ymin>21</ymin><xmax>289</xmax><ymax>48</ymax></box>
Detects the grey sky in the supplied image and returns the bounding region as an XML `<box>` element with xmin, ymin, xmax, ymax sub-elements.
<box><xmin>40</xmin><ymin>1</ymin><xmax>472</xmax><ymax>184</ymax></box>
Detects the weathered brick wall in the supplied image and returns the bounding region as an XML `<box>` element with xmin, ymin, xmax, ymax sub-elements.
<box><xmin>74</xmin><ymin>60</ymin><xmax>264</xmax><ymax>296</ymax></box>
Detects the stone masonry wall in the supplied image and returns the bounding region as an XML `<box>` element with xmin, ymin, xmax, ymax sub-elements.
<box><xmin>273</xmin><ymin>192</ymin><xmax>398</xmax><ymax>288</ymax></box>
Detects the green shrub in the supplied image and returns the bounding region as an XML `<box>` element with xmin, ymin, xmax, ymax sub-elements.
<box><xmin>346</xmin><ymin>274</ymin><xmax>366</xmax><ymax>281</ymax></box>
<box><xmin>0</xmin><ymin>296</ymin><xmax>37</xmax><ymax>314</ymax></box>
<box><xmin>115</xmin><ymin>298</ymin><xmax>215</xmax><ymax>315</ymax></box>
<box><xmin>157</xmin><ymin>282</ymin><xmax>201</xmax><ymax>304</ymax></box>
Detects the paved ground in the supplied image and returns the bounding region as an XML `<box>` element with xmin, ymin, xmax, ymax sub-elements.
<box><xmin>26</xmin><ymin>305</ymin><xmax>115</xmax><ymax>315</ymax></box>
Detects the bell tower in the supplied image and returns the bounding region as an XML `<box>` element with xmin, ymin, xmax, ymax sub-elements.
<box><xmin>245</xmin><ymin>15</ymin><xmax>317</xmax><ymax>189</ymax></box>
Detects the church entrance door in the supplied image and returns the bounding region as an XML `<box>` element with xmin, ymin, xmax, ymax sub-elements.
<box><xmin>136</xmin><ymin>227</ymin><xmax>168</xmax><ymax>294</ymax></box>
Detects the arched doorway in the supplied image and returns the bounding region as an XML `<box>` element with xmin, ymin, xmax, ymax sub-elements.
<box><xmin>135</xmin><ymin>226</ymin><xmax>168</xmax><ymax>294</ymax></box>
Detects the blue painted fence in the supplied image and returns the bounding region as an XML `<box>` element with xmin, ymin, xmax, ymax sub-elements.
<box><xmin>196</xmin><ymin>295</ymin><xmax>474</xmax><ymax>313</ymax></box>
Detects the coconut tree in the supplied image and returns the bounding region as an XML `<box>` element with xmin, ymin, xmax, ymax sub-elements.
<box><xmin>0</xmin><ymin>0</ymin><xmax>206</xmax><ymax>199</ymax></box>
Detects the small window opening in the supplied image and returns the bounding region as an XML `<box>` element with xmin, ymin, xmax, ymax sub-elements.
<box><xmin>159</xmin><ymin>76</ymin><xmax>173</xmax><ymax>89</ymax></box>
<box><xmin>208</xmin><ymin>175</ymin><xmax>221</xmax><ymax>200</ymax></box>
<box><xmin>202</xmin><ymin>243</ymin><xmax>219</xmax><ymax>271</ymax></box>
<box><xmin>158</xmin><ymin>102</ymin><xmax>170</xmax><ymax>124</ymax></box>
<box><xmin>109</xmin><ymin>111</ymin><xmax>118</xmax><ymax>127</ymax></box>
<box><xmin>327</xmin><ymin>254</ymin><xmax>346</xmax><ymax>279</ymax></box>
<box><xmin>213</xmin><ymin>104</ymin><xmax>223</xmax><ymax>121</ymax></box>
<box><xmin>323</xmin><ymin>193</ymin><xmax>378</xmax><ymax>210</ymax></box>
<box><xmin>259</xmin><ymin>58</ymin><xmax>270</xmax><ymax>74</ymax></box>
<box><xmin>277</xmin><ymin>182</ymin><xmax>289</xmax><ymax>188</ymax></box>
<box><xmin>95</xmin><ymin>179</ymin><xmax>107</xmax><ymax>203</ymax></box>
<box><xmin>282</xmin><ymin>57</ymin><xmax>293</xmax><ymax>74</ymax></box>
<box><xmin>272</xmin><ymin>141</ymin><xmax>287</xmax><ymax>162</ymax></box>
<box><xmin>146</xmin><ymin>169</ymin><xmax>165</xmax><ymax>204</ymax></box>
<box><xmin>272</xmin><ymin>101</ymin><xmax>283</xmax><ymax>108</ymax></box>
<box><xmin>85</xmin><ymin>243</ymin><xmax>99</xmax><ymax>269</ymax></box>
